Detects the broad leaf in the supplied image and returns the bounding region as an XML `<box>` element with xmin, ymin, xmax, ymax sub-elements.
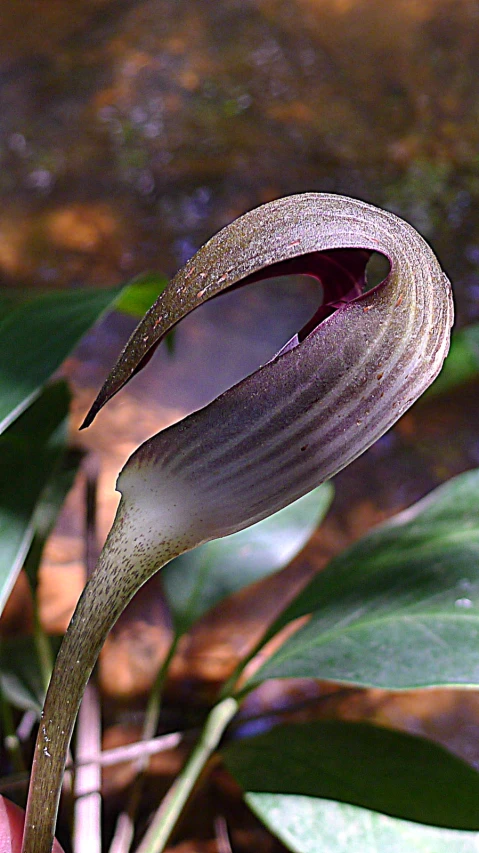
<box><xmin>247</xmin><ymin>794</ymin><xmax>479</xmax><ymax>853</ymax></box>
<box><xmin>115</xmin><ymin>272</ymin><xmax>168</xmax><ymax>318</ymax></box>
<box><xmin>0</xmin><ymin>275</ymin><xmax>169</xmax><ymax>435</ymax></box>
<box><xmin>247</xmin><ymin>469</ymin><xmax>479</xmax><ymax>690</ymax></box>
<box><xmin>23</xmin><ymin>448</ymin><xmax>83</xmax><ymax>590</ymax></box>
<box><xmin>0</xmin><ymin>289</ymin><xmax>119</xmax><ymax>433</ymax></box>
<box><xmin>162</xmin><ymin>483</ymin><xmax>333</xmax><ymax>633</ymax></box>
<box><xmin>0</xmin><ymin>292</ymin><xmax>27</xmax><ymax>321</ymax></box>
<box><xmin>0</xmin><ymin>637</ymin><xmax>61</xmax><ymax>713</ymax></box>
<box><xmin>0</xmin><ymin>382</ymin><xmax>70</xmax><ymax>617</ymax></box>
<box><xmin>428</xmin><ymin>323</ymin><xmax>479</xmax><ymax>397</ymax></box>
<box><xmin>223</xmin><ymin>720</ymin><xmax>479</xmax><ymax>830</ymax></box>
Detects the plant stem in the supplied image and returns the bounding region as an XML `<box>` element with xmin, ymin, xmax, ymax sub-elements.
<box><xmin>219</xmin><ymin>633</ymin><xmax>267</xmax><ymax>700</ymax></box>
<box><xmin>21</xmin><ymin>502</ymin><xmax>187</xmax><ymax>853</ymax></box>
<box><xmin>142</xmin><ymin>637</ymin><xmax>180</xmax><ymax>743</ymax></box>
<box><xmin>135</xmin><ymin>697</ymin><xmax>239</xmax><ymax>853</ymax></box>
<box><xmin>108</xmin><ymin>637</ymin><xmax>180</xmax><ymax>853</ymax></box>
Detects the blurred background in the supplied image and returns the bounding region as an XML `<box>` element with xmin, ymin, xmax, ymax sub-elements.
<box><xmin>2</xmin><ymin>0</ymin><xmax>479</xmax><ymax>492</ymax></box>
<box><xmin>3</xmin><ymin>0</ymin><xmax>479</xmax><ymax>849</ymax></box>
<box><xmin>2</xmin><ymin>0</ymin><xmax>479</xmax><ymax>304</ymax></box>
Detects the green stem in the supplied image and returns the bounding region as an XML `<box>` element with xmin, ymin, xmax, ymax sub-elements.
<box><xmin>143</xmin><ymin>636</ymin><xmax>180</xmax><ymax>742</ymax></box>
<box><xmin>136</xmin><ymin>697</ymin><xmax>239</xmax><ymax>853</ymax></box>
<box><xmin>108</xmin><ymin>636</ymin><xmax>181</xmax><ymax>853</ymax></box>
<box><xmin>219</xmin><ymin>632</ymin><xmax>268</xmax><ymax>700</ymax></box>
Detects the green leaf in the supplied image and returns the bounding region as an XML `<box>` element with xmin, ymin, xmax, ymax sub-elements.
<box><xmin>23</xmin><ymin>448</ymin><xmax>84</xmax><ymax>590</ymax></box>
<box><xmin>0</xmin><ymin>274</ymin><xmax>170</xmax><ymax>435</ymax></box>
<box><xmin>0</xmin><ymin>288</ymin><xmax>121</xmax><ymax>433</ymax></box>
<box><xmin>0</xmin><ymin>291</ymin><xmax>28</xmax><ymax>321</ymax></box>
<box><xmin>247</xmin><ymin>469</ymin><xmax>479</xmax><ymax>691</ymax></box>
<box><xmin>161</xmin><ymin>483</ymin><xmax>333</xmax><ymax>633</ymax></box>
<box><xmin>115</xmin><ymin>272</ymin><xmax>169</xmax><ymax>318</ymax></box>
<box><xmin>427</xmin><ymin>323</ymin><xmax>479</xmax><ymax>397</ymax></box>
<box><xmin>223</xmin><ymin>720</ymin><xmax>479</xmax><ymax>830</ymax></box>
<box><xmin>0</xmin><ymin>636</ymin><xmax>62</xmax><ymax>713</ymax></box>
<box><xmin>247</xmin><ymin>794</ymin><xmax>479</xmax><ymax>853</ymax></box>
<box><xmin>0</xmin><ymin>382</ymin><xmax>70</xmax><ymax>618</ymax></box>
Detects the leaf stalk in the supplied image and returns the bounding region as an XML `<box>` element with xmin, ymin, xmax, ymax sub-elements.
<box><xmin>135</xmin><ymin>697</ymin><xmax>239</xmax><ymax>853</ymax></box>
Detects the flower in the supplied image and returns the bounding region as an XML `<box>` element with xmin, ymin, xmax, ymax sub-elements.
<box><xmin>22</xmin><ymin>193</ymin><xmax>453</xmax><ymax>853</ymax></box>
<box><xmin>88</xmin><ymin>193</ymin><xmax>454</xmax><ymax>551</ymax></box>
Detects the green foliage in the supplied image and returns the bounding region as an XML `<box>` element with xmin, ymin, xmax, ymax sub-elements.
<box><xmin>0</xmin><ymin>275</ymin><xmax>171</xmax><ymax>733</ymax></box>
<box><xmin>0</xmin><ymin>636</ymin><xmax>61</xmax><ymax>713</ymax></box>
<box><xmin>0</xmin><ymin>382</ymin><xmax>70</xmax><ymax>618</ymax></box>
<box><xmin>244</xmin><ymin>470</ymin><xmax>479</xmax><ymax>691</ymax></box>
<box><xmin>115</xmin><ymin>272</ymin><xmax>169</xmax><ymax>318</ymax></box>
<box><xmin>224</xmin><ymin>719</ymin><xmax>479</xmax><ymax>829</ymax></box>
<box><xmin>429</xmin><ymin>323</ymin><xmax>479</xmax><ymax>397</ymax></box>
<box><xmin>138</xmin><ymin>468</ymin><xmax>479</xmax><ymax>853</ymax></box>
<box><xmin>0</xmin><ymin>276</ymin><xmax>169</xmax><ymax>619</ymax></box>
<box><xmin>161</xmin><ymin>483</ymin><xmax>333</xmax><ymax>634</ymax></box>
<box><xmin>246</xmin><ymin>795</ymin><xmax>479</xmax><ymax>853</ymax></box>
<box><xmin>2</xmin><ymin>275</ymin><xmax>479</xmax><ymax>852</ymax></box>
<box><xmin>0</xmin><ymin>289</ymin><xmax>118</xmax><ymax>434</ymax></box>
<box><xmin>209</xmin><ymin>469</ymin><xmax>479</xmax><ymax>852</ymax></box>
<box><xmin>22</xmin><ymin>447</ymin><xmax>83</xmax><ymax>592</ymax></box>
<box><xmin>0</xmin><ymin>276</ymin><xmax>169</xmax><ymax>435</ymax></box>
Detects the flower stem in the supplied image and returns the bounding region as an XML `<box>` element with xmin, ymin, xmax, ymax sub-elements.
<box><xmin>21</xmin><ymin>499</ymin><xmax>187</xmax><ymax>853</ymax></box>
<box><xmin>142</xmin><ymin>636</ymin><xmax>180</xmax><ymax>743</ymax></box>
<box><xmin>108</xmin><ymin>637</ymin><xmax>180</xmax><ymax>853</ymax></box>
<box><xmin>136</xmin><ymin>697</ymin><xmax>239</xmax><ymax>853</ymax></box>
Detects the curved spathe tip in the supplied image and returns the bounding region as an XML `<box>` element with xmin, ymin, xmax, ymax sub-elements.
<box><xmin>81</xmin><ymin>194</ymin><xmax>452</xmax><ymax>430</ymax></box>
<box><xmin>105</xmin><ymin>194</ymin><xmax>454</xmax><ymax>548</ymax></box>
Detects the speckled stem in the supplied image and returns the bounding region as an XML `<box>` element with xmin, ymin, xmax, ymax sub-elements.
<box><xmin>21</xmin><ymin>500</ymin><xmax>190</xmax><ymax>853</ymax></box>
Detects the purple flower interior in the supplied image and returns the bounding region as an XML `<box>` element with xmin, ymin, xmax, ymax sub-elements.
<box><xmin>239</xmin><ymin>247</ymin><xmax>377</xmax><ymax>342</ymax></box>
<box><xmin>133</xmin><ymin>247</ymin><xmax>387</xmax><ymax>376</ymax></box>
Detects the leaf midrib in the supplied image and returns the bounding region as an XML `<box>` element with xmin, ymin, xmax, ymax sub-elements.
<box><xmin>264</xmin><ymin>610</ymin><xmax>479</xmax><ymax>670</ymax></box>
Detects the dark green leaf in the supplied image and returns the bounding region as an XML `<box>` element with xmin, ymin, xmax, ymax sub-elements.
<box><xmin>162</xmin><ymin>483</ymin><xmax>333</xmax><ymax>633</ymax></box>
<box><xmin>0</xmin><ymin>291</ymin><xmax>28</xmax><ymax>321</ymax></box>
<box><xmin>0</xmin><ymin>288</ymin><xmax>120</xmax><ymax>433</ymax></box>
<box><xmin>0</xmin><ymin>636</ymin><xmax>62</xmax><ymax>713</ymax></box>
<box><xmin>246</xmin><ymin>469</ymin><xmax>479</xmax><ymax>690</ymax></box>
<box><xmin>115</xmin><ymin>272</ymin><xmax>169</xmax><ymax>318</ymax></box>
<box><xmin>427</xmin><ymin>323</ymin><xmax>479</xmax><ymax>397</ymax></box>
<box><xmin>223</xmin><ymin>720</ymin><xmax>479</xmax><ymax>830</ymax></box>
<box><xmin>247</xmin><ymin>793</ymin><xmax>479</xmax><ymax>853</ymax></box>
<box><xmin>0</xmin><ymin>382</ymin><xmax>70</xmax><ymax>617</ymax></box>
<box><xmin>23</xmin><ymin>448</ymin><xmax>84</xmax><ymax>590</ymax></box>
<box><xmin>0</xmin><ymin>275</ymin><xmax>170</xmax><ymax>435</ymax></box>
